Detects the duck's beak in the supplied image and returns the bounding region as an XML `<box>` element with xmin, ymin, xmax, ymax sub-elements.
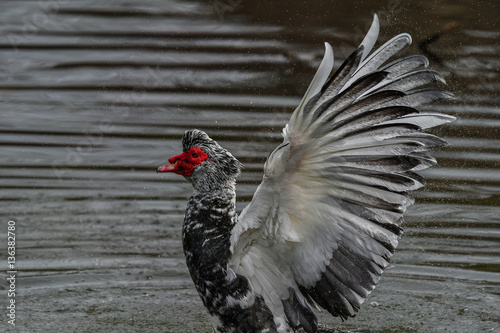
<box><xmin>157</xmin><ymin>162</ymin><xmax>176</xmax><ymax>173</ymax></box>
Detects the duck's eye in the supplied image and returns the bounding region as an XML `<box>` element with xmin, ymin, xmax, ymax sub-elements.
<box><xmin>192</xmin><ymin>153</ymin><xmax>198</xmax><ymax>158</ymax></box>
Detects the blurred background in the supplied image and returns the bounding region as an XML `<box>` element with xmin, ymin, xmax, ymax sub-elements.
<box><xmin>0</xmin><ymin>0</ymin><xmax>498</xmax><ymax>332</ymax></box>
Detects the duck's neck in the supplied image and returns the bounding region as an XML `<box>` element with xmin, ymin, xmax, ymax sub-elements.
<box><xmin>182</xmin><ymin>185</ymin><xmax>280</xmax><ymax>333</ymax></box>
<box><xmin>182</xmin><ymin>186</ymin><xmax>237</xmax><ymax>288</ymax></box>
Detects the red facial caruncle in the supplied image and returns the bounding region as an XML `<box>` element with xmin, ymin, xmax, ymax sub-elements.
<box><xmin>157</xmin><ymin>147</ymin><xmax>209</xmax><ymax>176</ymax></box>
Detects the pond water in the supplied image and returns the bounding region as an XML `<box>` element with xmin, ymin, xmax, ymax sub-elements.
<box><xmin>0</xmin><ymin>0</ymin><xmax>499</xmax><ymax>332</ymax></box>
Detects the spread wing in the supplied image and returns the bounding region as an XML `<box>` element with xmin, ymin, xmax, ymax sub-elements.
<box><xmin>229</xmin><ymin>14</ymin><xmax>455</xmax><ymax>332</ymax></box>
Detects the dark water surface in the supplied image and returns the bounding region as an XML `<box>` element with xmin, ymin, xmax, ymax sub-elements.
<box><xmin>1</xmin><ymin>0</ymin><xmax>499</xmax><ymax>332</ymax></box>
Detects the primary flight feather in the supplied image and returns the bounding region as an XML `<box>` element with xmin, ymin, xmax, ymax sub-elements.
<box><xmin>157</xmin><ymin>14</ymin><xmax>455</xmax><ymax>333</ymax></box>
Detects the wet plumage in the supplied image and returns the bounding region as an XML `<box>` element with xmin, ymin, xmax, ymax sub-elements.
<box><xmin>157</xmin><ymin>15</ymin><xmax>454</xmax><ymax>333</ymax></box>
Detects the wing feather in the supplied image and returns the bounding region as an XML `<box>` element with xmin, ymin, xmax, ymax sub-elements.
<box><xmin>230</xmin><ymin>14</ymin><xmax>455</xmax><ymax>329</ymax></box>
<box><xmin>358</xmin><ymin>14</ymin><xmax>380</xmax><ymax>63</ymax></box>
<box><xmin>344</xmin><ymin>32</ymin><xmax>413</xmax><ymax>90</ymax></box>
<box><xmin>380</xmin><ymin>54</ymin><xmax>429</xmax><ymax>76</ymax></box>
<box><xmin>313</xmin><ymin>47</ymin><xmax>365</xmax><ymax>110</ymax></box>
<box><xmin>311</xmin><ymin>71</ymin><xmax>389</xmax><ymax>124</ymax></box>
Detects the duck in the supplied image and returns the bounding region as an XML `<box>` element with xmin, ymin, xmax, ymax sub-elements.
<box><xmin>157</xmin><ymin>14</ymin><xmax>454</xmax><ymax>333</ymax></box>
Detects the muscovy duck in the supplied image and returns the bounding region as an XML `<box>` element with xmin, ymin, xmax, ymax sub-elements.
<box><xmin>157</xmin><ymin>15</ymin><xmax>454</xmax><ymax>333</ymax></box>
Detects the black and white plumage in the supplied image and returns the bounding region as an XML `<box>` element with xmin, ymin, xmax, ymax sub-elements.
<box><xmin>158</xmin><ymin>15</ymin><xmax>454</xmax><ymax>333</ymax></box>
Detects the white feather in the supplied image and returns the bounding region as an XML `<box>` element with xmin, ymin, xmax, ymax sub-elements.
<box><xmin>229</xmin><ymin>14</ymin><xmax>454</xmax><ymax>328</ymax></box>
